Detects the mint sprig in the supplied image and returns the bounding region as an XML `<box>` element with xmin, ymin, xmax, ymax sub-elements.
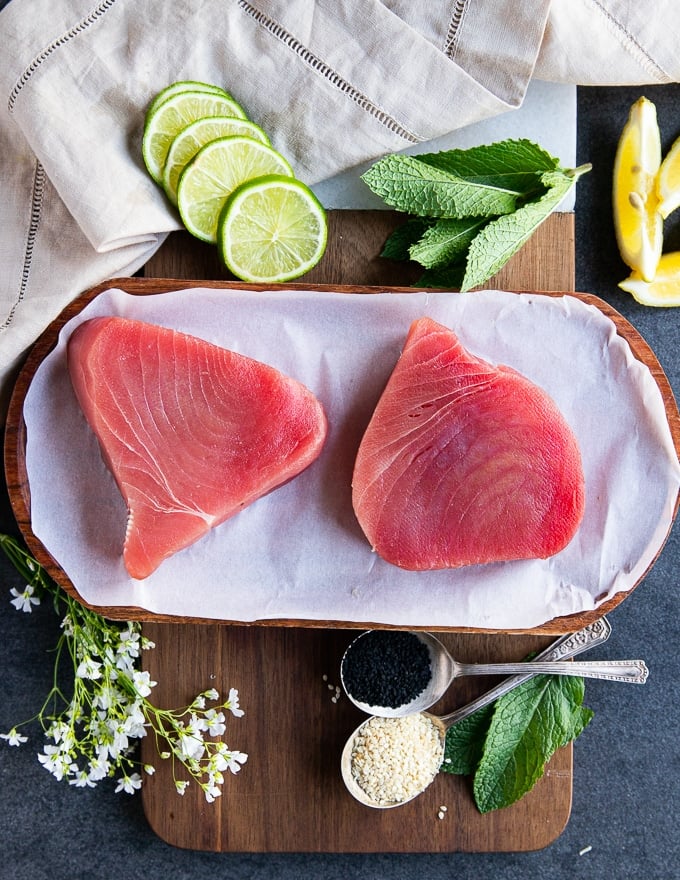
<box><xmin>361</xmin><ymin>139</ymin><xmax>591</xmax><ymax>291</ymax></box>
<box><xmin>441</xmin><ymin>671</ymin><xmax>593</xmax><ymax>813</ymax></box>
<box><xmin>362</xmin><ymin>154</ymin><xmax>521</xmax><ymax>218</ymax></box>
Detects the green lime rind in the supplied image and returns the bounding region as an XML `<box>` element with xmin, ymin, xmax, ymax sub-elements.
<box><xmin>162</xmin><ymin>116</ymin><xmax>271</xmax><ymax>205</ymax></box>
<box><xmin>217</xmin><ymin>174</ymin><xmax>327</xmax><ymax>283</ymax></box>
<box><xmin>176</xmin><ymin>138</ymin><xmax>294</xmax><ymax>243</ymax></box>
<box><xmin>145</xmin><ymin>80</ymin><xmax>232</xmax><ymax>119</ymax></box>
<box><xmin>142</xmin><ymin>89</ymin><xmax>248</xmax><ymax>183</ymax></box>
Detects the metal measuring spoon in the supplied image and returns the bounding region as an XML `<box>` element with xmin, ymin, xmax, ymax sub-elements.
<box><xmin>341</xmin><ymin>618</ymin><xmax>648</xmax><ymax>808</ymax></box>
<box><xmin>341</xmin><ymin>617</ymin><xmax>640</xmax><ymax>717</ymax></box>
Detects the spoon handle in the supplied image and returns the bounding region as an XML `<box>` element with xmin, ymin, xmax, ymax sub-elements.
<box><xmin>456</xmin><ymin>658</ymin><xmax>648</xmax><ymax>683</ymax></box>
<box><xmin>439</xmin><ymin>617</ymin><xmax>612</xmax><ymax>728</ymax></box>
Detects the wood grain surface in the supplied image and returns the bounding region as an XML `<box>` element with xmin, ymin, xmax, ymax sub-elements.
<box><xmin>140</xmin><ymin>622</ymin><xmax>574</xmax><ymax>852</ymax></box>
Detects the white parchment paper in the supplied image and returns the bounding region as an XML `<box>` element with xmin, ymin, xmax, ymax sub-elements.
<box><xmin>22</xmin><ymin>287</ymin><xmax>680</xmax><ymax>628</ymax></box>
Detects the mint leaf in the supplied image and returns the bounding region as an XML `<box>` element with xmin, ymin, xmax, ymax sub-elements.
<box><xmin>361</xmin><ymin>154</ymin><xmax>520</xmax><ymax>218</ymax></box>
<box><xmin>409</xmin><ymin>217</ymin><xmax>486</xmax><ymax>268</ymax></box>
<box><xmin>460</xmin><ymin>166</ymin><xmax>589</xmax><ymax>291</ymax></box>
<box><xmin>380</xmin><ymin>217</ymin><xmax>435</xmax><ymax>260</ymax></box>
<box><xmin>472</xmin><ymin>674</ymin><xmax>593</xmax><ymax>814</ymax></box>
<box><xmin>416</xmin><ymin>139</ymin><xmax>559</xmax><ymax>196</ymax></box>
<box><xmin>416</xmin><ymin>264</ymin><xmax>466</xmax><ymax>289</ymax></box>
<box><xmin>441</xmin><ymin>704</ymin><xmax>494</xmax><ymax>775</ymax></box>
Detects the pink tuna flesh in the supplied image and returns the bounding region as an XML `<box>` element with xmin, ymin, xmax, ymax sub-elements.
<box><xmin>68</xmin><ymin>316</ymin><xmax>327</xmax><ymax>579</ymax></box>
<box><xmin>351</xmin><ymin>316</ymin><xmax>585</xmax><ymax>570</ymax></box>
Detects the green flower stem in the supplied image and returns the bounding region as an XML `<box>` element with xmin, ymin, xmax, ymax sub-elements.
<box><xmin>1</xmin><ymin>533</ymin><xmax>247</xmax><ymax>799</ymax></box>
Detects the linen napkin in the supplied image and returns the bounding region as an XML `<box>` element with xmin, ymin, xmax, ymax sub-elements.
<box><xmin>1</xmin><ymin>0</ymin><xmax>679</xmax><ymax>421</ymax></box>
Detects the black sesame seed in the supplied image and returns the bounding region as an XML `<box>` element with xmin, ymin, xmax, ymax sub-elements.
<box><xmin>341</xmin><ymin>630</ymin><xmax>432</xmax><ymax>709</ymax></box>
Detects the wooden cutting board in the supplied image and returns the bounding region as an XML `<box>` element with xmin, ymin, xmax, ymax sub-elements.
<box><xmin>139</xmin><ymin>211</ymin><xmax>579</xmax><ymax>852</ymax></box>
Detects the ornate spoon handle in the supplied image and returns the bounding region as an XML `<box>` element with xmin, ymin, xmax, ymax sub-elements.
<box><xmin>454</xmin><ymin>658</ymin><xmax>648</xmax><ymax>682</ymax></box>
<box><xmin>440</xmin><ymin>617</ymin><xmax>612</xmax><ymax>728</ymax></box>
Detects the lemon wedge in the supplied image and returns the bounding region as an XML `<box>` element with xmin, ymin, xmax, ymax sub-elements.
<box><xmin>613</xmin><ymin>97</ymin><xmax>663</xmax><ymax>282</ymax></box>
<box><xmin>656</xmin><ymin>134</ymin><xmax>680</xmax><ymax>220</ymax></box>
<box><xmin>618</xmin><ymin>251</ymin><xmax>680</xmax><ymax>307</ymax></box>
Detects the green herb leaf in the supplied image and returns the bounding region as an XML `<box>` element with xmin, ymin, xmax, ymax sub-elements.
<box><xmin>380</xmin><ymin>217</ymin><xmax>435</xmax><ymax>260</ymax></box>
<box><xmin>472</xmin><ymin>673</ymin><xmax>593</xmax><ymax>814</ymax></box>
<box><xmin>361</xmin><ymin>154</ymin><xmax>520</xmax><ymax>218</ymax></box>
<box><xmin>409</xmin><ymin>217</ymin><xmax>486</xmax><ymax>268</ymax></box>
<box><xmin>440</xmin><ymin>704</ymin><xmax>494</xmax><ymax>775</ymax></box>
<box><xmin>416</xmin><ymin>264</ymin><xmax>466</xmax><ymax>289</ymax></box>
<box><xmin>460</xmin><ymin>166</ymin><xmax>590</xmax><ymax>291</ymax></box>
<box><xmin>365</xmin><ymin>138</ymin><xmax>590</xmax><ymax>290</ymax></box>
<box><xmin>416</xmin><ymin>139</ymin><xmax>559</xmax><ymax>196</ymax></box>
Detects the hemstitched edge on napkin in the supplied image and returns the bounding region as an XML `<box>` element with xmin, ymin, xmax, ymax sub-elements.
<box><xmin>238</xmin><ymin>0</ymin><xmax>421</xmax><ymax>143</ymax></box>
<box><xmin>443</xmin><ymin>0</ymin><xmax>468</xmax><ymax>58</ymax></box>
<box><xmin>589</xmin><ymin>0</ymin><xmax>671</xmax><ymax>82</ymax></box>
<box><xmin>0</xmin><ymin>159</ymin><xmax>44</xmax><ymax>333</ymax></box>
<box><xmin>7</xmin><ymin>0</ymin><xmax>118</xmax><ymax>114</ymax></box>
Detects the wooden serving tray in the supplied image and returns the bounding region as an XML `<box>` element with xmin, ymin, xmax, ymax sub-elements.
<box><xmin>4</xmin><ymin>261</ymin><xmax>679</xmax><ymax>635</ymax></box>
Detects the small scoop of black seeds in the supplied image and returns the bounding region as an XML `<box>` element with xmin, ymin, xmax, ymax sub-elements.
<box><xmin>341</xmin><ymin>630</ymin><xmax>432</xmax><ymax>709</ymax></box>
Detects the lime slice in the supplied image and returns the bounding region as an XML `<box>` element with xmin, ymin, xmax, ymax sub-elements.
<box><xmin>142</xmin><ymin>90</ymin><xmax>248</xmax><ymax>183</ymax></box>
<box><xmin>162</xmin><ymin>116</ymin><xmax>271</xmax><ymax>205</ymax></box>
<box><xmin>146</xmin><ymin>80</ymin><xmax>230</xmax><ymax>119</ymax></box>
<box><xmin>177</xmin><ymin>137</ymin><xmax>294</xmax><ymax>243</ymax></box>
<box><xmin>217</xmin><ymin>174</ymin><xmax>327</xmax><ymax>283</ymax></box>
<box><xmin>612</xmin><ymin>96</ymin><xmax>662</xmax><ymax>282</ymax></box>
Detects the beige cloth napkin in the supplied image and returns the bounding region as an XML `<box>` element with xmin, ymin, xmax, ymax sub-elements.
<box><xmin>1</xmin><ymin>0</ymin><xmax>679</xmax><ymax>421</ymax></box>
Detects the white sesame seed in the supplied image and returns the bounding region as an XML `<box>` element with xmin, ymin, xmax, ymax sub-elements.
<box><xmin>350</xmin><ymin>714</ymin><xmax>444</xmax><ymax>806</ymax></box>
<box><xmin>322</xmin><ymin>674</ymin><xmax>328</xmax><ymax>682</ymax></box>
<box><xmin>579</xmin><ymin>845</ymin><xmax>593</xmax><ymax>856</ymax></box>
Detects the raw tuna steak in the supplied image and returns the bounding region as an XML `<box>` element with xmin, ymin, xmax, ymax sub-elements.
<box><xmin>352</xmin><ymin>317</ymin><xmax>585</xmax><ymax>570</ymax></box>
<box><xmin>68</xmin><ymin>316</ymin><xmax>327</xmax><ymax>579</ymax></box>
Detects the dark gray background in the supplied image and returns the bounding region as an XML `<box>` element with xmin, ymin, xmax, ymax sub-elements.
<box><xmin>1</xmin><ymin>58</ymin><xmax>679</xmax><ymax>880</ymax></box>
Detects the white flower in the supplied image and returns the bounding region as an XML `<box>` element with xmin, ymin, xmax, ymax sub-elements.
<box><xmin>115</xmin><ymin>772</ymin><xmax>142</xmax><ymax>794</ymax></box>
<box><xmin>199</xmin><ymin>709</ymin><xmax>226</xmax><ymax>737</ymax></box>
<box><xmin>0</xmin><ymin>728</ymin><xmax>28</xmax><ymax>746</ymax></box>
<box><xmin>131</xmin><ymin>670</ymin><xmax>156</xmax><ymax>698</ymax></box>
<box><xmin>175</xmin><ymin>779</ymin><xmax>189</xmax><ymax>795</ymax></box>
<box><xmin>106</xmin><ymin>720</ymin><xmax>130</xmax><ymax>758</ymax></box>
<box><xmin>204</xmin><ymin>783</ymin><xmax>222</xmax><ymax>803</ymax></box>
<box><xmin>75</xmin><ymin>656</ymin><xmax>103</xmax><ymax>680</ymax></box>
<box><xmin>143</xmin><ymin>764</ymin><xmax>156</xmax><ymax>776</ymax></box>
<box><xmin>46</xmin><ymin>720</ymin><xmax>74</xmax><ymax>748</ymax></box>
<box><xmin>177</xmin><ymin>721</ymin><xmax>205</xmax><ymax>762</ymax></box>
<box><xmin>38</xmin><ymin>745</ymin><xmax>77</xmax><ymax>781</ymax></box>
<box><xmin>87</xmin><ymin>752</ymin><xmax>111</xmax><ymax>781</ymax></box>
<box><xmin>123</xmin><ymin>700</ymin><xmax>147</xmax><ymax>739</ymax></box>
<box><xmin>9</xmin><ymin>584</ymin><xmax>40</xmax><ymax>613</ymax></box>
<box><xmin>221</xmin><ymin>748</ymin><xmax>248</xmax><ymax>774</ymax></box>
<box><xmin>192</xmin><ymin>695</ymin><xmax>206</xmax><ymax>710</ymax></box>
<box><xmin>117</xmin><ymin>626</ymin><xmax>141</xmax><ymax>656</ymax></box>
<box><xmin>204</xmin><ymin>688</ymin><xmax>219</xmax><ymax>702</ymax></box>
<box><xmin>92</xmin><ymin>682</ymin><xmax>122</xmax><ymax>712</ymax></box>
<box><xmin>225</xmin><ymin>687</ymin><xmax>244</xmax><ymax>718</ymax></box>
<box><xmin>69</xmin><ymin>768</ymin><xmax>96</xmax><ymax>788</ymax></box>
